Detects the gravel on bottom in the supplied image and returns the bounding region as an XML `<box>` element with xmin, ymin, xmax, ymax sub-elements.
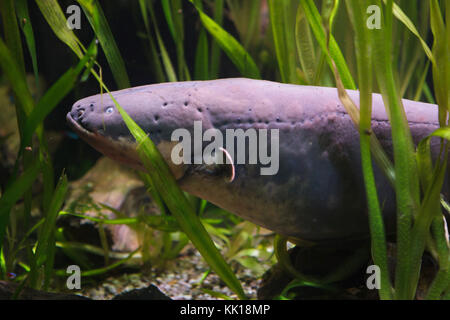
<box><xmin>80</xmin><ymin>244</ymin><xmax>273</xmax><ymax>300</ymax></box>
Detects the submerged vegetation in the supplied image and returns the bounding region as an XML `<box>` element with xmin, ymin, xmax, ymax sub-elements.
<box><xmin>0</xmin><ymin>0</ymin><xmax>448</xmax><ymax>300</ymax></box>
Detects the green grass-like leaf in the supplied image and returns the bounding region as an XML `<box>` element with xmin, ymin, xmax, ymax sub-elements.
<box><xmin>32</xmin><ymin>174</ymin><xmax>68</xmax><ymax>289</ymax></box>
<box><xmin>371</xmin><ymin>0</ymin><xmax>421</xmax><ymax>299</ymax></box>
<box><xmin>16</xmin><ymin>0</ymin><xmax>39</xmax><ymax>91</ymax></box>
<box><xmin>268</xmin><ymin>0</ymin><xmax>300</xmax><ymax>84</ymax></box>
<box><xmin>78</xmin><ymin>0</ymin><xmax>130</xmax><ymax>89</ymax></box>
<box><xmin>295</xmin><ymin>4</ymin><xmax>316</xmax><ymax>84</ymax></box>
<box><xmin>54</xmin><ymin>248</ymin><xmax>139</xmax><ymax>277</ymax></box>
<box><xmin>0</xmin><ymin>160</ymin><xmax>41</xmax><ymax>256</ymax></box>
<box><xmin>189</xmin><ymin>0</ymin><xmax>260</xmax><ymax>79</ymax></box>
<box><xmin>35</xmin><ymin>0</ymin><xmax>85</xmax><ymax>59</ymax></box>
<box><xmin>145</xmin><ymin>0</ymin><xmax>177</xmax><ymax>82</ymax></box>
<box><xmin>345</xmin><ymin>0</ymin><xmax>392</xmax><ymax>300</ymax></box>
<box><xmin>300</xmin><ymin>0</ymin><xmax>356</xmax><ymax>89</ymax></box>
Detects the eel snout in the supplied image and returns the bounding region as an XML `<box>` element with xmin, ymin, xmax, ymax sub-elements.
<box><xmin>66</xmin><ymin>94</ymin><xmax>189</xmax><ymax>180</ymax></box>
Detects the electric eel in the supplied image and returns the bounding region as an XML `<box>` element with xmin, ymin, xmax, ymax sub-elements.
<box><xmin>67</xmin><ymin>78</ymin><xmax>445</xmax><ymax>242</ymax></box>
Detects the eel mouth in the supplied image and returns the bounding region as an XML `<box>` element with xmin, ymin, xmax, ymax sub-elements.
<box><xmin>66</xmin><ymin>112</ymin><xmax>144</xmax><ymax>170</ymax></box>
<box><xmin>66</xmin><ymin>112</ymin><xmax>188</xmax><ymax>179</ymax></box>
<box><xmin>66</xmin><ymin>112</ymin><xmax>96</xmax><ymax>139</ymax></box>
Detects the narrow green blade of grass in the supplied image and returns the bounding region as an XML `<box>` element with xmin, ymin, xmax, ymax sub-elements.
<box><xmin>10</xmin><ymin>218</ymin><xmax>44</xmax><ymax>262</ymax></box>
<box><xmin>29</xmin><ymin>173</ymin><xmax>68</xmax><ymax>289</ymax></box>
<box><xmin>0</xmin><ymin>160</ymin><xmax>41</xmax><ymax>253</ymax></box>
<box><xmin>192</xmin><ymin>0</ymin><xmax>209</xmax><ymax>80</ymax></box>
<box><xmin>371</xmin><ymin>0</ymin><xmax>420</xmax><ymax>300</ymax></box>
<box><xmin>54</xmin><ymin>248</ymin><xmax>139</xmax><ymax>277</ymax></box>
<box><xmin>146</xmin><ymin>0</ymin><xmax>177</xmax><ymax>82</ymax></box>
<box><xmin>413</xmin><ymin>60</ymin><xmax>431</xmax><ymax>101</ymax></box>
<box><xmin>423</xmin><ymin>82</ymin><xmax>437</xmax><ymax>104</ymax></box>
<box><xmin>161</xmin><ymin>0</ymin><xmax>177</xmax><ymax>41</ymax></box>
<box><xmin>165</xmin><ymin>0</ymin><xmax>185</xmax><ymax>48</ymax></box>
<box><xmin>210</xmin><ymin>0</ymin><xmax>224</xmax><ymax>78</ymax></box>
<box><xmin>138</xmin><ymin>172</ymin><xmax>167</xmax><ymax>216</ymax></box>
<box><xmin>170</xmin><ymin>0</ymin><xmax>191</xmax><ymax>81</ymax></box>
<box><xmin>0</xmin><ymin>38</ymin><xmax>34</xmax><ymax>116</ymax></box>
<box><xmin>189</xmin><ymin>0</ymin><xmax>260</xmax><ymax>79</ymax></box>
<box><xmin>430</xmin><ymin>213</ymin><xmax>449</xmax><ymax>270</ymax></box>
<box><xmin>0</xmin><ymin>248</ymin><xmax>6</xmax><ymax>278</ymax></box>
<box><xmin>201</xmin><ymin>288</ymin><xmax>233</xmax><ymax>300</ymax></box>
<box><xmin>409</xmin><ymin>154</ymin><xmax>446</xmax><ymax>299</ymax></box>
<box><xmin>425</xmin><ymin>217</ymin><xmax>450</xmax><ymax>299</ymax></box>
<box><xmin>15</xmin><ymin>0</ymin><xmax>39</xmax><ymax>91</ymax></box>
<box><xmin>194</xmin><ymin>29</ymin><xmax>210</xmax><ymax>80</ymax></box>
<box><xmin>60</xmin><ymin>211</ymin><xmax>138</xmax><ymax>225</ymax></box>
<box><xmin>268</xmin><ymin>0</ymin><xmax>299</xmax><ymax>83</ymax></box>
<box><xmin>300</xmin><ymin>0</ymin><xmax>356</xmax><ymax>89</ymax></box>
<box><xmin>385</xmin><ymin>0</ymin><xmax>435</xmax><ymax>64</ymax></box>
<box><xmin>0</xmin><ymin>0</ymin><xmax>30</xmax><ymax>193</ymax></box>
<box><xmin>0</xmin><ymin>0</ymin><xmax>25</xmax><ymax>74</ymax></box>
<box><xmin>22</xmin><ymin>41</ymin><xmax>97</xmax><ymax>149</ymax></box>
<box><xmin>77</xmin><ymin>0</ymin><xmax>130</xmax><ymax>89</ymax></box>
<box><xmin>162</xmin><ymin>0</ymin><xmax>189</xmax><ymax>80</ymax></box>
<box><xmin>295</xmin><ymin>4</ymin><xmax>316</xmax><ymax>84</ymax></box>
<box><xmin>138</xmin><ymin>0</ymin><xmax>166</xmax><ymax>83</ymax></box>
<box><xmin>413</xmin><ymin>127</ymin><xmax>450</xmax><ymax>299</ymax></box>
<box><xmin>61</xmin><ymin>208</ymin><xmax>180</xmax><ymax>232</ymax></box>
<box><xmin>429</xmin><ymin>0</ymin><xmax>449</xmax><ymax>118</ymax></box>
<box><xmin>426</xmin><ymin>264</ymin><xmax>450</xmax><ymax>300</ymax></box>
<box><xmin>109</xmin><ymin>95</ymin><xmax>247</xmax><ymax>299</ymax></box>
<box><xmin>345</xmin><ymin>0</ymin><xmax>392</xmax><ymax>300</ymax></box>
<box><xmin>35</xmin><ymin>0</ymin><xmax>84</xmax><ymax>59</ymax></box>
<box><xmin>35</xmin><ymin>174</ymin><xmax>68</xmax><ymax>268</ymax></box>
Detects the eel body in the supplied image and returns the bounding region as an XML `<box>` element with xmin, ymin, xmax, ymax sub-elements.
<box><xmin>67</xmin><ymin>78</ymin><xmax>442</xmax><ymax>242</ymax></box>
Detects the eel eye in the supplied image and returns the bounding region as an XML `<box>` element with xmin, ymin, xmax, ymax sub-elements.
<box><xmin>105</xmin><ymin>106</ymin><xmax>114</xmax><ymax>114</ymax></box>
